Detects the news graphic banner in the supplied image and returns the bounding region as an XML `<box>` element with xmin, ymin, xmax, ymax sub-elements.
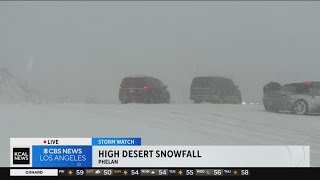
<box><xmin>10</xmin><ymin>138</ymin><xmax>310</xmax><ymax>168</ymax></box>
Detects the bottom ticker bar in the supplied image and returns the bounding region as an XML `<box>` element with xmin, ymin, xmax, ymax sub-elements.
<box><xmin>2</xmin><ymin>168</ymin><xmax>320</xmax><ymax>177</ymax></box>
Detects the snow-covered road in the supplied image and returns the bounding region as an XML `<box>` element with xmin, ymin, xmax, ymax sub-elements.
<box><xmin>1</xmin><ymin>103</ymin><xmax>320</xmax><ymax>166</ymax></box>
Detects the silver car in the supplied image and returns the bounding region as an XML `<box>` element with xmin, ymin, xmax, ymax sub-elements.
<box><xmin>263</xmin><ymin>82</ymin><xmax>320</xmax><ymax>115</ymax></box>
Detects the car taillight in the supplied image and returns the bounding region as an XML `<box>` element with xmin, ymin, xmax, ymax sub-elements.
<box><xmin>143</xmin><ymin>86</ymin><xmax>149</xmax><ymax>91</ymax></box>
<box><xmin>318</xmin><ymin>90</ymin><xmax>320</xmax><ymax>95</ymax></box>
<box><xmin>305</xmin><ymin>81</ymin><xmax>311</xmax><ymax>86</ymax></box>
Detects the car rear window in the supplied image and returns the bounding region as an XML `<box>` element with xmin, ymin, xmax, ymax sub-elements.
<box><xmin>121</xmin><ymin>78</ymin><xmax>146</xmax><ymax>88</ymax></box>
<box><xmin>191</xmin><ymin>77</ymin><xmax>234</xmax><ymax>89</ymax></box>
<box><xmin>280</xmin><ymin>84</ymin><xmax>310</xmax><ymax>94</ymax></box>
<box><xmin>191</xmin><ymin>78</ymin><xmax>211</xmax><ymax>88</ymax></box>
<box><xmin>280</xmin><ymin>86</ymin><xmax>297</xmax><ymax>93</ymax></box>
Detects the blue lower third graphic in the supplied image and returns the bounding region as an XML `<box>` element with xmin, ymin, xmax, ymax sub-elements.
<box><xmin>32</xmin><ymin>146</ymin><xmax>92</xmax><ymax>167</ymax></box>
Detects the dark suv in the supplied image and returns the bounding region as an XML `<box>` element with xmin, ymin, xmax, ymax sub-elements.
<box><xmin>190</xmin><ymin>76</ymin><xmax>242</xmax><ymax>104</ymax></box>
<box><xmin>119</xmin><ymin>76</ymin><xmax>170</xmax><ymax>104</ymax></box>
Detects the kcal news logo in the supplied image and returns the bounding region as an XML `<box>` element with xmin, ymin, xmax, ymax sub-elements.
<box><xmin>13</xmin><ymin>148</ymin><xmax>30</xmax><ymax>164</ymax></box>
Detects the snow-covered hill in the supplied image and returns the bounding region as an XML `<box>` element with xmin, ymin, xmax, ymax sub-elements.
<box><xmin>0</xmin><ymin>67</ymin><xmax>43</xmax><ymax>103</ymax></box>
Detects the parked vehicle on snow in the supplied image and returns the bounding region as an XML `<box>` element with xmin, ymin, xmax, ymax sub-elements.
<box><xmin>190</xmin><ymin>76</ymin><xmax>242</xmax><ymax>104</ymax></box>
<box><xmin>119</xmin><ymin>76</ymin><xmax>170</xmax><ymax>104</ymax></box>
<box><xmin>263</xmin><ymin>81</ymin><xmax>320</xmax><ymax>115</ymax></box>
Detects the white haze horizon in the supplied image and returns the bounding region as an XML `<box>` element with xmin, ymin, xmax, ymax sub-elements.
<box><xmin>1</xmin><ymin>1</ymin><xmax>320</xmax><ymax>104</ymax></box>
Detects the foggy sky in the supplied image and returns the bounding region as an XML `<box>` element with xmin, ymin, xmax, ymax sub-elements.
<box><xmin>1</xmin><ymin>1</ymin><xmax>320</xmax><ymax>103</ymax></box>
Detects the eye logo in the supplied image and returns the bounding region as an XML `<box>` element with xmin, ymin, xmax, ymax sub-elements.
<box><xmin>43</xmin><ymin>148</ymin><xmax>49</xmax><ymax>154</ymax></box>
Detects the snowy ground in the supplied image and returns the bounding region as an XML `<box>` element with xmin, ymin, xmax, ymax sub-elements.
<box><xmin>1</xmin><ymin>103</ymin><xmax>320</xmax><ymax>167</ymax></box>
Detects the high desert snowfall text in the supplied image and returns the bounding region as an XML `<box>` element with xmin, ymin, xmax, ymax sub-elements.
<box><xmin>98</xmin><ymin>150</ymin><xmax>202</xmax><ymax>158</ymax></box>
